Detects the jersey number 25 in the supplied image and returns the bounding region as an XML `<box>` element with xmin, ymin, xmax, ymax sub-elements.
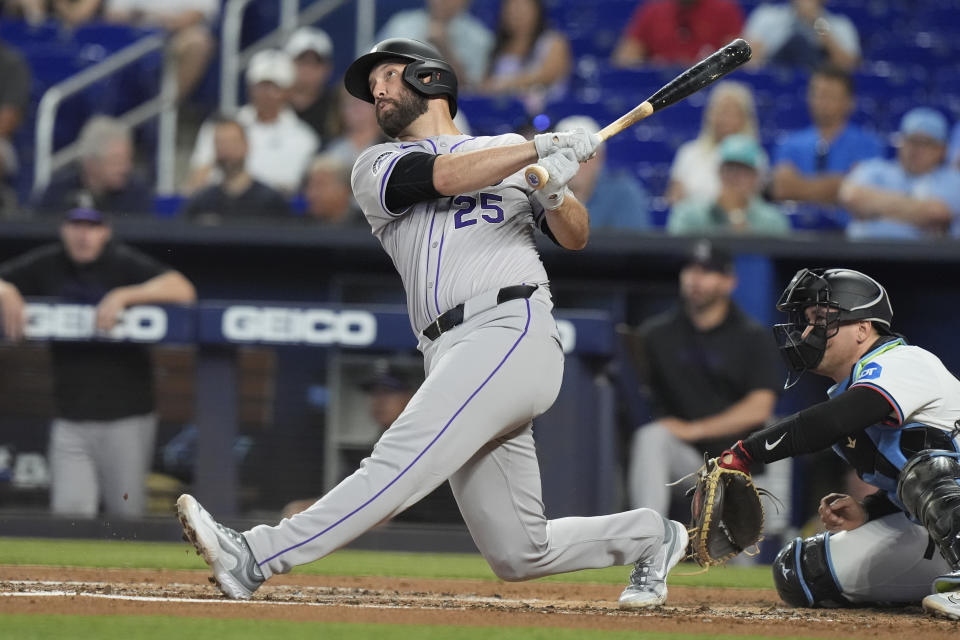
<box><xmin>453</xmin><ymin>193</ymin><xmax>504</xmax><ymax>228</ymax></box>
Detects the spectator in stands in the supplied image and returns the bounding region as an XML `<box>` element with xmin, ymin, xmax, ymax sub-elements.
<box><xmin>187</xmin><ymin>49</ymin><xmax>319</xmax><ymax>196</ymax></box>
<box><xmin>303</xmin><ymin>153</ymin><xmax>362</xmax><ymax>226</ymax></box>
<box><xmin>180</xmin><ymin>117</ymin><xmax>290</xmax><ymax>224</ymax></box>
<box><xmin>612</xmin><ymin>0</ymin><xmax>744</xmax><ymax>67</ymax></box>
<box><xmin>770</xmin><ymin>66</ymin><xmax>882</xmax><ymax>229</ymax></box>
<box><xmin>284</xmin><ymin>27</ymin><xmax>337</xmax><ymax>142</ymax></box>
<box><xmin>104</xmin><ymin>0</ymin><xmax>217</xmax><ymax>101</ymax></box>
<box><xmin>322</xmin><ymin>85</ymin><xmax>388</xmax><ymax>167</ymax></box>
<box><xmin>0</xmin><ymin>206</ymin><xmax>196</xmax><ymax>518</ymax></box>
<box><xmin>622</xmin><ymin>239</ymin><xmax>779</xmax><ymax>516</ymax></box>
<box><xmin>839</xmin><ymin>107</ymin><xmax>960</xmax><ymax>240</ymax></box>
<box><xmin>31</xmin><ymin>116</ymin><xmax>152</xmax><ymax>216</ymax></box>
<box><xmin>744</xmin><ymin>0</ymin><xmax>860</xmax><ymax>72</ymax></box>
<box><xmin>376</xmin><ymin>0</ymin><xmax>494</xmax><ymax>89</ymax></box>
<box><xmin>666</xmin><ymin>81</ymin><xmax>764</xmax><ymax>205</ymax></box>
<box><xmin>480</xmin><ymin>0</ymin><xmax>571</xmax><ymax>103</ymax></box>
<box><xmin>6</xmin><ymin>0</ymin><xmax>100</xmax><ymax>26</ymax></box>
<box><xmin>668</xmin><ymin>134</ymin><xmax>790</xmax><ymax>235</ymax></box>
<box><xmin>0</xmin><ymin>36</ymin><xmax>31</xmax><ymax>211</ymax></box>
<box><xmin>554</xmin><ymin>116</ymin><xmax>651</xmax><ymax>231</ymax></box>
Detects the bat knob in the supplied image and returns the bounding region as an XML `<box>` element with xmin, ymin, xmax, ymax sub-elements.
<box><xmin>524</xmin><ymin>164</ymin><xmax>549</xmax><ymax>191</ymax></box>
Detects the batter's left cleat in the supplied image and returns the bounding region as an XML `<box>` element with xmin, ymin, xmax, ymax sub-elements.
<box><xmin>177</xmin><ymin>494</ymin><xmax>264</xmax><ymax>599</ymax></box>
<box><xmin>619</xmin><ymin>517</ymin><xmax>689</xmax><ymax>609</ymax></box>
<box><xmin>923</xmin><ymin>591</ymin><xmax>960</xmax><ymax>620</ymax></box>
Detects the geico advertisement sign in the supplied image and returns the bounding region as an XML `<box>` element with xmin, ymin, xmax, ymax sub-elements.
<box><xmin>222</xmin><ymin>306</ymin><xmax>377</xmax><ymax>345</ymax></box>
<box><xmin>24</xmin><ymin>304</ymin><xmax>167</xmax><ymax>341</ymax></box>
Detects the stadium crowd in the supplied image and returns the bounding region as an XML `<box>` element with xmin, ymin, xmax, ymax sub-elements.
<box><xmin>0</xmin><ymin>0</ymin><xmax>957</xmax><ymax>237</ymax></box>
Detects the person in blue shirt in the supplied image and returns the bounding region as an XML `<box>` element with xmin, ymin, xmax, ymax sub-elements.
<box><xmin>770</xmin><ymin>65</ymin><xmax>883</xmax><ymax>230</ymax></box>
<box><xmin>839</xmin><ymin>107</ymin><xmax>960</xmax><ymax>240</ymax></box>
<box><xmin>555</xmin><ymin>115</ymin><xmax>652</xmax><ymax>231</ymax></box>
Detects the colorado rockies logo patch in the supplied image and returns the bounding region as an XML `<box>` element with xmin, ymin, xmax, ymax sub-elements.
<box><xmin>371</xmin><ymin>152</ymin><xmax>393</xmax><ymax>175</ymax></box>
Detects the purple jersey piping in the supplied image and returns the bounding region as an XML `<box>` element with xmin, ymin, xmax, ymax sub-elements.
<box><xmin>259</xmin><ymin>299</ymin><xmax>533</xmax><ymax>565</ymax></box>
<box><xmin>424</xmin><ymin>205</ymin><xmax>438</xmax><ymax>320</ymax></box>
<box><xmin>449</xmin><ymin>137</ymin><xmax>476</xmax><ymax>152</ymax></box>
<box><xmin>434</xmin><ymin>226</ymin><xmax>446</xmax><ymax>315</ymax></box>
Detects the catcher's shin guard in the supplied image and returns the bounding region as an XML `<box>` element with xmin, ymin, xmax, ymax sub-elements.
<box><xmin>897</xmin><ymin>449</ymin><xmax>960</xmax><ymax>569</ymax></box>
<box><xmin>772</xmin><ymin>533</ymin><xmax>850</xmax><ymax>608</ymax></box>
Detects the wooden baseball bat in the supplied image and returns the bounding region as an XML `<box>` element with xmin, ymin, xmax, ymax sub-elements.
<box><xmin>525</xmin><ymin>38</ymin><xmax>753</xmax><ymax>190</ymax></box>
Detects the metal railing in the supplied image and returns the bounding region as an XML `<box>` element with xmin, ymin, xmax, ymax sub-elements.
<box><xmin>219</xmin><ymin>0</ymin><xmax>377</xmax><ymax>114</ymax></box>
<box><xmin>33</xmin><ymin>34</ymin><xmax>179</xmax><ymax>196</ymax></box>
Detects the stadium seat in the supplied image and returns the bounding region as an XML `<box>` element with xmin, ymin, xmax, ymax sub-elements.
<box><xmin>458</xmin><ymin>95</ymin><xmax>530</xmax><ymax>136</ymax></box>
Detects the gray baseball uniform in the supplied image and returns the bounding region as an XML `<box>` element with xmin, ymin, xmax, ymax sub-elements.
<box><xmin>244</xmin><ymin>133</ymin><xmax>669</xmax><ymax>580</ymax></box>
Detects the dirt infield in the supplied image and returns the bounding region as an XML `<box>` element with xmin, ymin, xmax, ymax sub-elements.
<box><xmin>1</xmin><ymin>566</ymin><xmax>958</xmax><ymax>638</ymax></box>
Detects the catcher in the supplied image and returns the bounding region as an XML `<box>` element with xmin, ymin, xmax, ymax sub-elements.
<box><xmin>703</xmin><ymin>267</ymin><xmax>960</xmax><ymax>619</ymax></box>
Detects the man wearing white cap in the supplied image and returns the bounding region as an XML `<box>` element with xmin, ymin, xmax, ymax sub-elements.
<box><xmin>840</xmin><ymin>107</ymin><xmax>960</xmax><ymax>240</ymax></box>
<box><xmin>284</xmin><ymin>27</ymin><xmax>337</xmax><ymax>140</ymax></box>
<box><xmin>187</xmin><ymin>49</ymin><xmax>320</xmax><ymax>195</ymax></box>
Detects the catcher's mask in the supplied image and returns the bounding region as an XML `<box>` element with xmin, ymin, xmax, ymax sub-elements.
<box><xmin>344</xmin><ymin>38</ymin><xmax>459</xmax><ymax>117</ymax></box>
<box><xmin>772</xmin><ymin>268</ymin><xmax>893</xmax><ymax>388</ymax></box>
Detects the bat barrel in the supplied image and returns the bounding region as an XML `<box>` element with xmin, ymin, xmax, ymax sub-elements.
<box><xmin>648</xmin><ymin>38</ymin><xmax>752</xmax><ymax>112</ymax></box>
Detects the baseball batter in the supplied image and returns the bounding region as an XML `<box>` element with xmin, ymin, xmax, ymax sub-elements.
<box><xmin>177</xmin><ymin>38</ymin><xmax>688</xmax><ymax>609</ymax></box>
<box><xmin>715</xmin><ymin>268</ymin><xmax>960</xmax><ymax>618</ymax></box>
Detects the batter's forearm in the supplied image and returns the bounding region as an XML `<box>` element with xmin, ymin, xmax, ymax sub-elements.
<box><xmin>432</xmin><ymin>143</ymin><xmax>538</xmax><ymax>196</ymax></box>
<box><xmin>544</xmin><ymin>194</ymin><xmax>589</xmax><ymax>250</ymax></box>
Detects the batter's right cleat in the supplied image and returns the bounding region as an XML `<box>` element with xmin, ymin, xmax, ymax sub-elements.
<box><xmin>176</xmin><ymin>494</ymin><xmax>264</xmax><ymax>599</ymax></box>
<box><xmin>618</xmin><ymin>517</ymin><xmax>689</xmax><ymax>609</ymax></box>
<box><xmin>923</xmin><ymin>592</ymin><xmax>960</xmax><ymax>620</ymax></box>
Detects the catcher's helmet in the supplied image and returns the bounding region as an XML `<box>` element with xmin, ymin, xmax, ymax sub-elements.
<box><xmin>772</xmin><ymin>268</ymin><xmax>893</xmax><ymax>382</ymax></box>
<box><xmin>344</xmin><ymin>38</ymin><xmax>458</xmax><ymax>117</ymax></box>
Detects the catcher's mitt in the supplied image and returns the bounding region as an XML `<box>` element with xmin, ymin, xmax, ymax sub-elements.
<box><xmin>688</xmin><ymin>457</ymin><xmax>765</xmax><ymax>567</ymax></box>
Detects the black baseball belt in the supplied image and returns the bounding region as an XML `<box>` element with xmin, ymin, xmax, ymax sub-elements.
<box><xmin>422</xmin><ymin>284</ymin><xmax>539</xmax><ymax>341</ymax></box>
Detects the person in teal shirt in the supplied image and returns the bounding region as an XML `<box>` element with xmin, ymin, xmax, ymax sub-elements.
<box><xmin>668</xmin><ymin>134</ymin><xmax>790</xmax><ymax>235</ymax></box>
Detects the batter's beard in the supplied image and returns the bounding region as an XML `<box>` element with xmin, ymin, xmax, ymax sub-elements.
<box><xmin>376</xmin><ymin>90</ymin><xmax>429</xmax><ymax>138</ymax></box>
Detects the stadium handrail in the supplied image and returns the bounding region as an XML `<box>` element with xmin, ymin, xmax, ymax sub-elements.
<box><xmin>33</xmin><ymin>33</ymin><xmax>179</xmax><ymax>197</ymax></box>
<box><xmin>219</xmin><ymin>0</ymin><xmax>377</xmax><ymax>114</ymax></box>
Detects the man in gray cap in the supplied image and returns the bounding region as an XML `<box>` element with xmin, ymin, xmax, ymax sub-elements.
<box><xmin>840</xmin><ymin>107</ymin><xmax>960</xmax><ymax>239</ymax></box>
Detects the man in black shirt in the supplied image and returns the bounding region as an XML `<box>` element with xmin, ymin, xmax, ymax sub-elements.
<box><xmin>180</xmin><ymin>117</ymin><xmax>291</xmax><ymax>223</ymax></box>
<box><xmin>0</xmin><ymin>208</ymin><xmax>196</xmax><ymax>517</ymax></box>
<box><xmin>624</xmin><ymin>239</ymin><xmax>781</xmax><ymax>516</ymax></box>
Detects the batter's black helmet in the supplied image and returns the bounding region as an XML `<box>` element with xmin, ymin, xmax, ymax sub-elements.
<box><xmin>773</xmin><ymin>268</ymin><xmax>894</xmax><ymax>381</ymax></box>
<box><xmin>344</xmin><ymin>38</ymin><xmax>458</xmax><ymax>117</ymax></box>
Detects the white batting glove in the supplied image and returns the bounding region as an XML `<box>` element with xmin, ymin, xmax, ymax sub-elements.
<box><xmin>534</xmin><ymin>128</ymin><xmax>603</xmax><ymax>163</ymax></box>
<box><xmin>533</xmin><ymin>149</ymin><xmax>579</xmax><ymax>211</ymax></box>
